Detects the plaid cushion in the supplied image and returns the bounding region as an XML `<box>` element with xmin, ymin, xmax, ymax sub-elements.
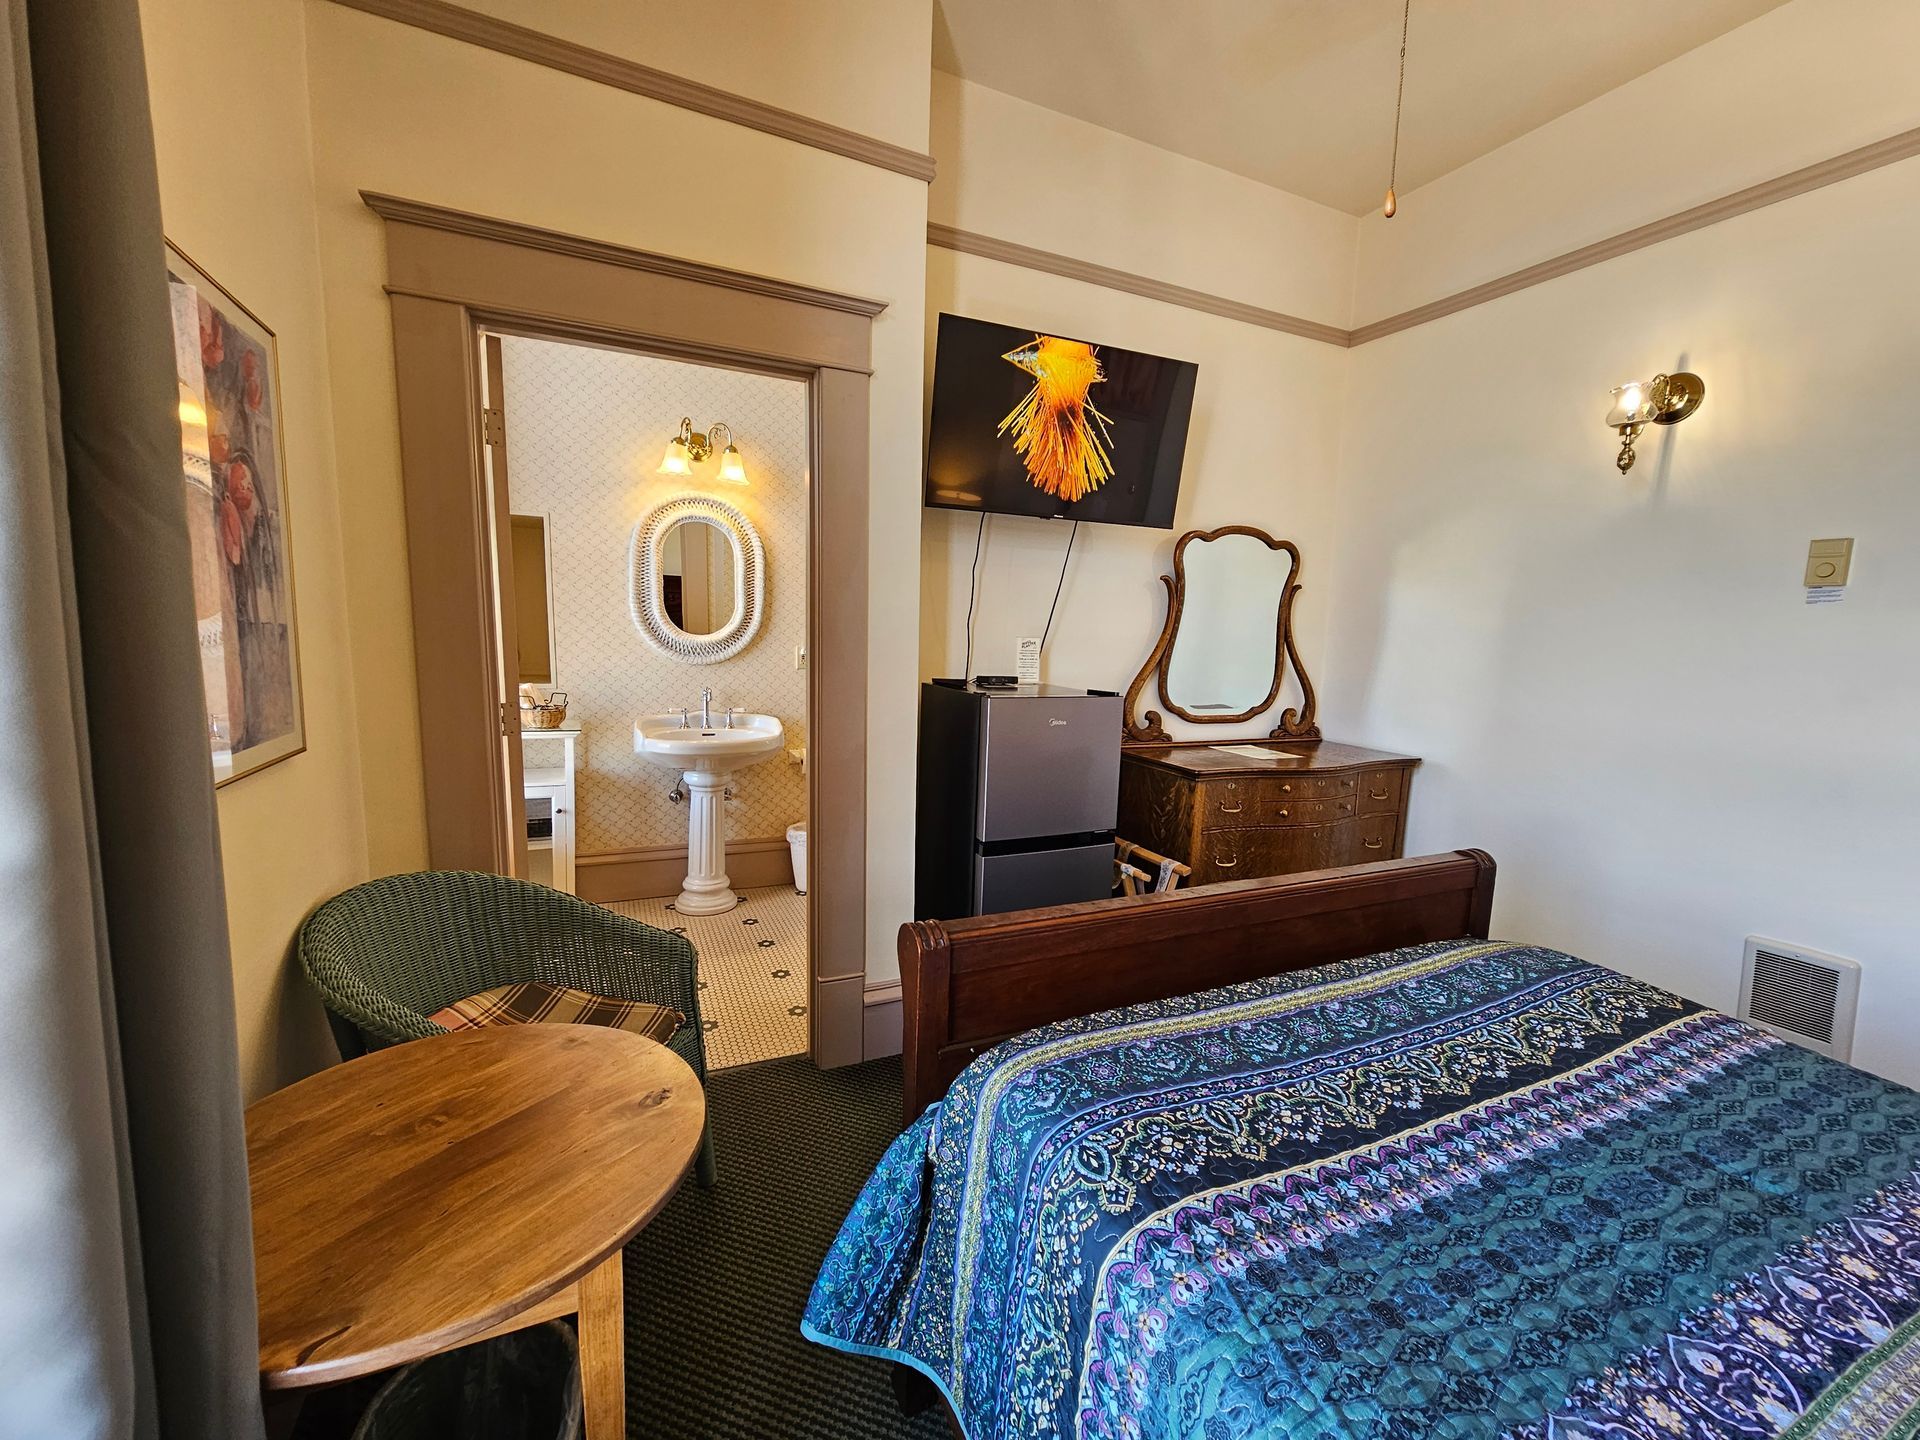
<box><xmin>428</xmin><ymin>980</ymin><xmax>683</xmax><ymax>1045</ymax></box>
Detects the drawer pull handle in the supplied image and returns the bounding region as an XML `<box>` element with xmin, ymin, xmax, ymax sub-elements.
<box><xmin>1280</xmin><ymin>783</ymin><xmax>1292</xmax><ymax>794</ymax></box>
<box><xmin>1363</xmin><ymin>838</ymin><xmax>1385</xmax><ymax>851</ymax></box>
<box><xmin>1275</xmin><ymin>808</ymin><xmax>1288</xmax><ymax>819</ymax></box>
<box><xmin>1213</xmin><ymin>851</ymin><xmax>1239</xmax><ymax>870</ymax></box>
<box><xmin>1218</xmin><ymin>800</ymin><xmax>1244</xmax><ymax>814</ymax></box>
<box><xmin>1368</xmin><ymin>788</ymin><xmax>1391</xmax><ymax>801</ymax></box>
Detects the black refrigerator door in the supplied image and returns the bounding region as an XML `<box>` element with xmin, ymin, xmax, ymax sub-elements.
<box><xmin>972</xmin><ymin>841</ymin><xmax>1114</xmax><ymax>917</ymax></box>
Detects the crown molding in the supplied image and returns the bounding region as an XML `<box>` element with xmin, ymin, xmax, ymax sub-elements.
<box><xmin>933</xmin><ymin>123</ymin><xmax>1920</xmax><ymax>351</ymax></box>
<box><xmin>1349</xmin><ymin>122</ymin><xmax>1920</xmax><ymax>345</ymax></box>
<box><xmin>362</xmin><ymin>191</ymin><xmax>890</xmax><ymax>319</ymax></box>
<box><xmin>926</xmin><ymin>223</ymin><xmax>1352</xmax><ymax>347</ymax></box>
<box><xmin>324</xmin><ymin>0</ymin><xmax>937</xmax><ymax>184</ymax></box>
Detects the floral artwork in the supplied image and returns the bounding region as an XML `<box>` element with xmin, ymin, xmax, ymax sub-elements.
<box><xmin>166</xmin><ymin>244</ymin><xmax>304</xmax><ymax>785</ymax></box>
<box><xmin>996</xmin><ymin>334</ymin><xmax>1115</xmax><ymax>502</ymax></box>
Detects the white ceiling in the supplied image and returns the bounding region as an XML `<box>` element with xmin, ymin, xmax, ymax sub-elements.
<box><xmin>932</xmin><ymin>0</ymin><xmax>1792</xmax><ymax>215</ymax></box>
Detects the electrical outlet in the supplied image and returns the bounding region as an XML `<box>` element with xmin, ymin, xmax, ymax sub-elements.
<box><xmin>793</xmin><ymin>644</ymin><xmax>807</xmax><ymax>671</ymax></box>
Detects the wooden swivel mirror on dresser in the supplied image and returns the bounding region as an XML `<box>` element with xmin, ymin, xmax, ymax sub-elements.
<box><xmin>1118</xmin><ymin>525</ymin><xmax>1419</xmax><ymax>886</ymax></box>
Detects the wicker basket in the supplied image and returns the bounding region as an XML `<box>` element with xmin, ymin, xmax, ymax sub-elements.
<box><xmin>519</xmin><ymin>691</ymin><xmax>569</xmax><ymax>730</ymax></box>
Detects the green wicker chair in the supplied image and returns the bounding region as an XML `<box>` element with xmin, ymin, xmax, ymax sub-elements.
<box><xmin>298</xmin><ymin>870</ymin><xmax>715</xmax><ymax>1185</ymax></box>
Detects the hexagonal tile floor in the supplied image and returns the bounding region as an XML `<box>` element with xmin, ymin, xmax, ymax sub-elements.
<box><xmin>606</xmin><ymin>884</ymin><xmax>808</xmax><ymax>1069</ymax></box>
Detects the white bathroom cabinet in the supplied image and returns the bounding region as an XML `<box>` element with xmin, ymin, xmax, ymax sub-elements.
<box><xmin>520</xmin><ymin>728</ymin><xmax>579</xmax><ymax>895</ymax></box>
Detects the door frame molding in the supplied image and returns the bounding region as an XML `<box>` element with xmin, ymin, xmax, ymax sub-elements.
<box><xmin>369</xmin><ymin>192</ymin><xmax>880</xmax><ymax>1066</ymax></box>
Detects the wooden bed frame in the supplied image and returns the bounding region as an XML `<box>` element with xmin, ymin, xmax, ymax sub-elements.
<box><xmin>898</xmin><ymin>850</ymin><xmax>1496</xmax><ymax>1122</ymax></box>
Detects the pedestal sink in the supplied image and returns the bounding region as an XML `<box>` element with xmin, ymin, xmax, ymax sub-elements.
<box><xmin>634</xmin><ymin>712</ymin><xmax>785</xmax><ymax>915</ymax></box>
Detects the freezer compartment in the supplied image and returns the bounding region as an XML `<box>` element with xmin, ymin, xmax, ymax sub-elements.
<box><xmin>975</xmin><ymin>692</ymin><xmax>1123</xmax><ymax>842</ymax></box>
<box><xmin>972</xmin><ymin>840</ymin><xmax>1115</xmax><ymax>917</ymax></box>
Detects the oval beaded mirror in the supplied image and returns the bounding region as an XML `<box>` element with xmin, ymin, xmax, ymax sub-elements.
<box><xmin>627</xmin><ymin>494</ymin><xmax>765</xmax><ymax>662</ymax></box>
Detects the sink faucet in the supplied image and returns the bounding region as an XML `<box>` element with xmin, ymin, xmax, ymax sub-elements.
<box><xmin>699</xmin><ymin>687</ymin><xmax>713</xmax><ymax>728</ymax></box>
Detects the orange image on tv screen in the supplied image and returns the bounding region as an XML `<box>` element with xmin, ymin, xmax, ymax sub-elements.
<box><xmin>996</xmin><ymin>335</ymin><xmax>1115</xmax><ymax>503</ymax></box>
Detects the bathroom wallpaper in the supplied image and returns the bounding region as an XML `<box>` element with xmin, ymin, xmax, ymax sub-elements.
<box><xmin>501</xmin><ymin>335</ymin><xmax>808</xmax><ymax>855</ymax></box>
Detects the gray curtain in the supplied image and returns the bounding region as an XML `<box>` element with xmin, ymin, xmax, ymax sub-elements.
<box><xmin>0</xmin><ymin>0</ymin><xmax>264</xmax><ymax>1435</ymax></box>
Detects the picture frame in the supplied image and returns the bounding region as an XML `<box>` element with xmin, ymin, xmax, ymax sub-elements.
<box><xmin>164</xmin><ymin>242</ymin><xmax>306</xmax><ymax>785</ymax></box>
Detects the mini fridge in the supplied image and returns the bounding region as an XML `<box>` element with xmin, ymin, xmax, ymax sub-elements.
<box><xmin>914</xmin><ymin>680</ymin><xmax>1123</xmax><ymax>920</ymax></box>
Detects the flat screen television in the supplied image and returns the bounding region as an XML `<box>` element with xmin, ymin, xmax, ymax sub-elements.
<box><xmin>924</xmin><ymin>313</ymin><xmax>1197</xmax><ymax>529</ymax></box>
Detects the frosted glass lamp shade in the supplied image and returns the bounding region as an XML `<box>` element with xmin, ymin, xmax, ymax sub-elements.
<box><xmin>1606</xmin><ymin>381</ymin><xmax>1653</xmax><ymax>428</ymax></box>
<box><xmin>657</xmin><ymin>437</ymin><xmax>694</xmax><ymax>476</ymax></box>
<box><xmin>717</xmin><ymin>444</ymin><xmax>748</xmax><ymax>485</ymax></box>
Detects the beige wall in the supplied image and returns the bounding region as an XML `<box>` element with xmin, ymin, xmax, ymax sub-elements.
<box><xmin>1326</xmin><ymin>131</ymin><xmax>1920</xmax><ymax>1084</ymax></box>
<box><xmin>140</xmin><ymin>0</ymin><xmax>370</xmax><ymax>1098</ymax></box>
<box><xmin>921</xmin><ymin>76</ymin><xmax>1353</xmax><ymax>739</ymax></box>
<box><xmin>930</xmin><ymin>73</ymin><xmax>1355</xmax><ymax>324</ymax></box>
<box><xmin>301</xmin><ymin>0</ymin><xmax>931</xmax><ymax>984</ymax></box>
<box><xmin>499</xmin><ymin>335</ymin><xmax>809</xmax><ymax>854</ymax></box>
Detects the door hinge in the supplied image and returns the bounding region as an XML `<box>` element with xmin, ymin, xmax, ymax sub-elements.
<box><xmin>481</xmin><ymin>406</ymin><xmax>506</xmax><ymax>446</ymax></box>
<box><xmin>500</xmin><ymin>698</ymin><xmax>517</xmax><ymax>737</ymax></box>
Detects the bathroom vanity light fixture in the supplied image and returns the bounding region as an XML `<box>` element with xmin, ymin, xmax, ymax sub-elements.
<box><xmin>657</xmin><ymin>416</ymin><xmax>749</xmax><ymax>485</ymax></box>
<box><xmin>1605</xmin><ymin>372</ymin><xmax>1704</xmax><ymax>472</ymax></box>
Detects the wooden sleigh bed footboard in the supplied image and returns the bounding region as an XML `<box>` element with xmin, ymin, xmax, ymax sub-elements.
<box><xmin>897</xmin><ymin>849</ymin><xmax>1496</xmax><ymax>1122</ymax></box>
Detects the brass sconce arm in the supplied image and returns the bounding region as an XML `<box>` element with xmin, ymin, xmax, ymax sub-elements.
<box><xmin>672</xmin><ymin>417</ymin><xmax>734</xmax><ymax>464</ymax></box>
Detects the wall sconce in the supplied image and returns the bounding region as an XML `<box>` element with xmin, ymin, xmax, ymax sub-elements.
<box><xmin>657</xmin><ymin>416</ymin><xmax>749</xmax><ymax>485</ymax></box>
<box><xmin>1605</xmin><ymin>372</ymin><xmax>1704</xmax><ymax>472</ymax></box>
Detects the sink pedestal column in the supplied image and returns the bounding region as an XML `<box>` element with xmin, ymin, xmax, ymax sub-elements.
<box><xmin>675</xmin><ymin>768</ymin><xmax>738</xmax><ymax>916</ymax></box>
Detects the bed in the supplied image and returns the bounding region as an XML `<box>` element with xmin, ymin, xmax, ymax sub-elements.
<box><xmin>803</xmin><ymin>852</ymin><xmax>1920</xmax><ymax>1439</ymax></box>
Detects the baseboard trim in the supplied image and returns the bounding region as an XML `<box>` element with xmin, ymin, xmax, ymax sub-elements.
<box><xmin>576</xmin><ymin>835</ymin><xmax>794</xmax><ymax>904</ymax></box>
<box><xmin>862</xmin><ymin>981</ymin><xmax>903</xmax><ymax>1061</ymax></box>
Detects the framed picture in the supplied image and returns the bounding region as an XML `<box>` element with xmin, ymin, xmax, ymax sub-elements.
<box><xmin>165</xmin><ymin>242</ymin><xmax>305</xmax><ymax>785</ymax></box>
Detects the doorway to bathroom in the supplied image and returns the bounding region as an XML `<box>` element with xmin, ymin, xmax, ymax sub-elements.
<box><xmin>367</xmin><ymin>193</ymin><xmax>880</xmax><ymax>1070</ymax></box>
<box><xmin>485</xmin><ymin>330</ymin><xmax>812</xmax><ymax>1068</ymax></box>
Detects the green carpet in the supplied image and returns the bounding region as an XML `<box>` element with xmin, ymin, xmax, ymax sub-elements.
<box><xmin>622</xmin><ymin>1055</ymin><xmax>949</xmax><ymax>1440</ymax></box>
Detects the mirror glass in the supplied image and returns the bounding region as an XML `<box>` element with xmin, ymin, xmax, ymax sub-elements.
<box><xmin>509</xmin><ymin>513</ymin><xmax>554</xmax><ymax>685</ymax></box>
<box><xmin>658</xmin><ymin>515</ymin><xmax>738</xmax><ymax>638</ymax></box>
<box><xmin>1164</xmin><ymin>532</ymin><xmax>1289</xmax><ymax>715</ymax></box>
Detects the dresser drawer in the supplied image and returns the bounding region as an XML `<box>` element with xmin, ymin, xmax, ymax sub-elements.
<box><xmin>1201</xmin><ymin>776</ymin><xmax>1358</xmax><ymax>825</ymax></box>
<box><xmin>1350</xmin><ymin>811</ymin><xmax>1399</xmax><ymax>862</ymax></box>
<box><xmin>1246</xmin><ymin>793</ymin><xmax>1355</xmax><ymax>828</ymax></box>
<box><xmin>1197</xmin><ymin>823</ymin><xmax>1350</xmax><ymax>881</ymax></box>
<box><xmin>1273</xmin><ymin>772</ymin><xmax>1359</xmax><ymax>802</ymax></box>
<box><xmin>1358</xmin><ymin>767</ymin><xmax>1405</xmax><ymax>815</ymax></box>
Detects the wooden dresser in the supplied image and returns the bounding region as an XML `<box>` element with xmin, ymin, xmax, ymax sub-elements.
<box><xmin>1118</xmin><ymin>740</ymin><xmax>1419</xmax><ymax>887</ymax></box>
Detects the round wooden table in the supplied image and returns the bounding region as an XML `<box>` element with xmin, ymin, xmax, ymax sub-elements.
<box><xmin>247</xmin><ymin>1025</ymin><xmax>704</xmax><ymax>1438</ymax></box>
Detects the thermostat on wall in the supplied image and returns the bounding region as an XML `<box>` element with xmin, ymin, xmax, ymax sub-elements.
<box><xmin>1805</xmin><ymin>537</ymin><xmax>1853</xmax><ymax>605</ymax></box>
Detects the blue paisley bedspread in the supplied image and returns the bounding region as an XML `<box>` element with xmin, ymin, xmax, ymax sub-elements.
<box><xmin>802</xmin><ymin>940</ymin><xmax>1920</xmax><ymax>1440</ymax></box>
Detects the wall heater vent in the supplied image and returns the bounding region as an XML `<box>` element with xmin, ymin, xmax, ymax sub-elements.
<box><xmin>1739</xmin><ymin>936</ymin><xmax>1860</xmax><ymax>1063</ymax></box>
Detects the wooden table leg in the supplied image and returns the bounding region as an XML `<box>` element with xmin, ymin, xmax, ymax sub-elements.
<box><xmin>577</xmin><ymin>1252</ymin><xmax>626</xmax><ymax>1439</ymax></box>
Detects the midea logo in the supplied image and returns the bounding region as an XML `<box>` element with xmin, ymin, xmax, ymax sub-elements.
<box><xmin>1048</xmin><ymin>717</ymin><xmax>1068</xmax><ymax>726</ymax></box>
